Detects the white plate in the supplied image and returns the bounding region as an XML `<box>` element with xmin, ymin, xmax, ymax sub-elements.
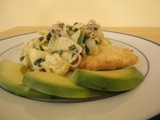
<box><xmin>0</xmin><ymin>32</ymin><xmax>160</xmax><ymax>120</ymax></box>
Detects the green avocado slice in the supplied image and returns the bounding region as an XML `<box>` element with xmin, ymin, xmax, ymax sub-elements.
<box><xmin>23</xmin><ymin>71</ymin><xmax>104</xmax><ymax>98</ymax></box>
<box><xmin>71</xmin><ymin>67</ymin><xmax>145</xmax><ymax>92</ymax></box>
<box><xmin>0</xmin><ymin>60</ymin><xmax>53</xmax><ymax>99</ymax></box>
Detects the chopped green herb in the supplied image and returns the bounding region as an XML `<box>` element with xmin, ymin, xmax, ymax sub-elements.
<box><xmin>46</xmin><ymin>32</ymin><xmax>52</xmax><ymax>41</ymax></box>
<box><xmin>78</xmin><ymin>34</ymin><xmax>85</xmax><ymax>44</ymax></box>
<box><xmin>40</xmin><ymin>46</ymin><xmax>44</xmax><ymax>51</ymax></box>
<box><xmin>73</xmin><ymin>28</ymin><xmax>79</xmax><ymax>32</ymax></box>
<box><xmin>69</xmin><ymin>44</ymin><xmax>76</xmax><ymax>51</ymax></box>
<box><xmin>51</xmin><ymin>50</ymin><xmax>63</xmax><ymax>56</ymax></box>
<box><xmin>51</xmin><ymin>50</ymin><xmax>58</xmax><ymax>54</ymax></box>
<box><xmin>59</xmin><ymin>50</ymin><xmax>63</xmax><ymax>56</ymax></box>
<box><xmin>34</xmin><ymin>58</ymin><xmax>45</xmax><ymax>67</ymax></box>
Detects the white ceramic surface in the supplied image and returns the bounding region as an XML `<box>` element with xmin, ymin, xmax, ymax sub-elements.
<box><xmin>0</xmin><ymin>32</ymin><xmax>160</xmax><ymax>120</ymax></box>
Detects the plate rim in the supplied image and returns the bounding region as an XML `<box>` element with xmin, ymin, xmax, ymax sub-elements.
<box><xmin>1</xmin><ymin>31</ymin><xmax>160</xmax><ymax>46</ymax></box>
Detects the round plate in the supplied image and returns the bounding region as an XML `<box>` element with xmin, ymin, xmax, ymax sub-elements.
<box><xmin>0</xmin><ymin>32</ymin><xmax>159</xmax><ymax>120</ymax></box>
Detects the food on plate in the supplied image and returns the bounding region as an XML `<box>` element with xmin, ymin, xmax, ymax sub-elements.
<box><xmin>20</xmin><ymin>19</ymin><xmax>138</xmax><ymax>75</ymax></box>
<box><xmin>71</xmin><ymin>67</ymin><xmax>145</xmax><ymax>91</ymax></box>
<box><xmin>0</xmin><ymin>60</ymin><xmax>53</xmax><ymax>98</ymax></box>
<box><xmin>23</xmin><ymin>71</ymin><xmax>105</xmax><ymax>98</ymax></box>
<box><xmin>0</xmin><ymin>20</ymin><xmax>145</xmax><ymax>101</ymax></box>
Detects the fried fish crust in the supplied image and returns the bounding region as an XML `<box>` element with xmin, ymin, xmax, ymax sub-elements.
<box><xmin>78</xmin><ymin>44</ymin><xmax>138</xmax><ymax>70</ymax></box>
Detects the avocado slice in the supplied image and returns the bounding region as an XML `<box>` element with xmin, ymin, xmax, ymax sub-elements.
<box><xmin>0</xmin><ymin>60</ymin><xmax>53</xmax><ymax>99</ymax></box>
<box><xmin>23</xmin><ymin>71</ymin><xmax>104</xmax><ymax>98</ymax></box>
<box><xmin>71</xmin><ymin>67</ymin><xmax>145</xmax><ymax>92</ymax></box>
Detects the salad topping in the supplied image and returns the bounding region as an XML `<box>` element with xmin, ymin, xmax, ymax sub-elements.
<box><xmin>20</xmin><ymin>20</ymin><xmax>109</xmax><ymax>75</ymax></box>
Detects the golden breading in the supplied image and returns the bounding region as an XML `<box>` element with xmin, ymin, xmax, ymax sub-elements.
<box><xmin>78</xmin><ymin>44</ymin><xmax>138</xmax><ymax>70</ymax></box>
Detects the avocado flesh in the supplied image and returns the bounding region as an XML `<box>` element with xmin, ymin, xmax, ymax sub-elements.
<box><xmin>71</xmin><ymin>67</ymin><xmax>145</xmax><ymax>91</ymax></box>
<box><xmin>23</xmin><ymin>71</ymin><xmax>104</xmax><ymax>98</ymax></box>
<box><xmin>0</xmin><ymin>60</ymin><xmax>53</xmax><ymax>99</ymax></box>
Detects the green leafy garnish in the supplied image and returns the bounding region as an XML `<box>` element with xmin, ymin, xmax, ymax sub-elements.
<box><xmin>69</xmin><ymin>44</ymin><xmax>76</xmax><ymax>51</ymax></box>
<box><xmin>52</xmin><ymin>50</ymin><xmax>63</xmax><ymax>56</ymax></box>
<box><xmin>78</xmin><ymin>34</ymin><xmax>85</xmax><ymax>45</ymax></box>
<box><xmin>34</xmin><ymin>58</ymin><xmax>45</xmax><ymax>67</ymax></box>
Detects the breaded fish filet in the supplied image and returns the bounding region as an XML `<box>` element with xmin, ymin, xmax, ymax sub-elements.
<box><xmin>78</xmin><ymin>44</ymin><xmax>138</xmax><ymax>70</ymax></box>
